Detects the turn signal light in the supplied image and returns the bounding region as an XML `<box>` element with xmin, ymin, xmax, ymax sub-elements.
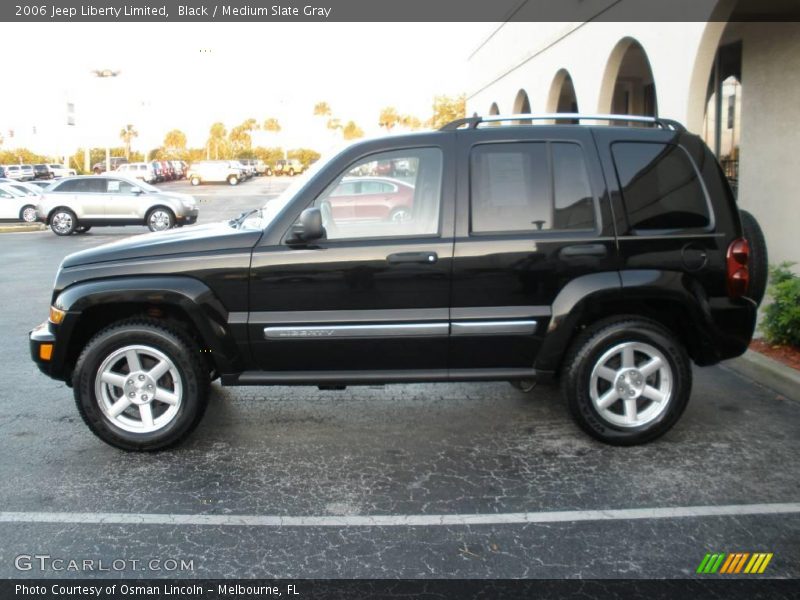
<box><xmin>726</xmin><ymin>238</ymin><xmax>750</xmax><ymax>298</ymax></box>
<box><xmin>49</xmin><ymin>306</ymin><xmax>65</xmax><ymax>324</ymax></box>
<box><xmin>39</xmin><ymin>344</ymin><xmax>53</xmax><ymax>361</ymax></box>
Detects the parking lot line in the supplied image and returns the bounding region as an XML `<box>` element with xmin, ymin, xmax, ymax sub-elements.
<box><xmin>1</xmin><ymin>502</ymin><xmax>798</xmax><ymax>528</ymax></box>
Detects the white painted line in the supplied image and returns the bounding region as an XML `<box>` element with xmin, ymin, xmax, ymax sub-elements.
<box><xmin>1</xmin><ymin>502</ymin><xmax>799</xmax><ymax>528</ymax></box>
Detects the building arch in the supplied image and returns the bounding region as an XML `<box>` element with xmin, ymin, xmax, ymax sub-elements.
<box><xmin>597</xmin><ymin>37</ymin><xmax>658</xmax><ymax>117</ymax></box>
<box><xmin>546</xmin><ymin>69</ymin><xmax>579</xmax><ymax>114</ymax></box>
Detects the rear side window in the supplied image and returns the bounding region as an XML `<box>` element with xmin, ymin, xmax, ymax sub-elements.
<box><xmin>470</xmin><ymin>141</ymin><xmax>596</xmax><ymax>233</ymax></box>
<box><xmin>611</xmin><ymin>142</ymin><xmax>711</xmax><ymax>231</ymax></box>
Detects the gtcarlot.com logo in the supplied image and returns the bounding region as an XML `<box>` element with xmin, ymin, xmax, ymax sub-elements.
<box><xmin>696</xmin><ymin>552</ymin><xmax>773</xmax><ymax>574</ymax></box>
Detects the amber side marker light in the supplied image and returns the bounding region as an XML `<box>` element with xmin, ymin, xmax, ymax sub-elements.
<box><xmin>49</xmin><ymin>306</ymin><xmax>65</xmax><ymax>324</ymax></box>
<box><xmin>39</xmin><ymin>344</ymin><xmax>53</xmax><ymax>361</ymax></box>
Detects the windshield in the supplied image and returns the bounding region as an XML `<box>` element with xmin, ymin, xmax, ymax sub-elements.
<box><xmin>237</xmin><ymin>149</ymin><xmax>341</xmax><ymax>230</ymax></box>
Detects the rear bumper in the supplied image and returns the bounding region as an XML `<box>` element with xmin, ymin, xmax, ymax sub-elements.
<box><xmin>693</xmin><ymin>295</ymin><xmax>758</xmax><ymax>365</ymax></box>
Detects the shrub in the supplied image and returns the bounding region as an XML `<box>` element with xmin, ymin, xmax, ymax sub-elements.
<box><xmin>761</xmin><ymin>262</ymin><xmax>800</xmax><ymax>348</ymax></box>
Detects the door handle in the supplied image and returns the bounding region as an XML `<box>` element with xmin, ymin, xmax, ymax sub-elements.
<box><xmin>559</xmin><ymin>244</ymin><xmax>607</xmax><ymax>258</ymax></box>
<box><xmin>387</xmin><ymin>251</ymin><xmax>438</xmax><ymax>264</ymax></box>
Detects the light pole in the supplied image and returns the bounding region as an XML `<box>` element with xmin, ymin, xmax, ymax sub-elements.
<box><xmin>91</xmin><ymin>68</ymin><xmax>121</xmax><ymax>173</ymax></box>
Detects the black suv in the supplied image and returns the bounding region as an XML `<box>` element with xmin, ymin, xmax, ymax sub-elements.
<box><xmin>30</xmin><ymin>114</ymin><xmax>764</xmax><ymax>451</ymax></box>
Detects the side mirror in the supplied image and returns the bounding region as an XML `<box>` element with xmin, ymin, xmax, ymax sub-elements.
<box><xmin>291</xmin><ymin>207</ymin><xmax>325</xmax><ymax>243</ymax></box>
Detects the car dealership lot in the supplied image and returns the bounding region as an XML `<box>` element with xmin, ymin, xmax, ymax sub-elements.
<box><xmin>0</xmin><ymin>181</ymin><xmax>798</xmax><ymax>579</ymax></box>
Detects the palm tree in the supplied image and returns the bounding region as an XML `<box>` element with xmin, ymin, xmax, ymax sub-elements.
<box><xmin>119</xmin><ymin>124</ymin><xmax>138</xmax><ymax>160</ymax></box>
<box><xmin>313</xmin><ymin>102</ymin><xmax>332</xmax><ymax>117</ymax></box>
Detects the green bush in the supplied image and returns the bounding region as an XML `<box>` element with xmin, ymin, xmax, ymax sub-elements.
<box><xmin>761</xmin><ymin>262</ymin><xmax>800</xmax><ymax>347</ymax></box>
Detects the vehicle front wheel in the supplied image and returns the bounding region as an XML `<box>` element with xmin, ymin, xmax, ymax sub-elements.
<box><xmin>147</xmin><ymin>207</ymin><xmax>175</xmax><ymax>232</ymax></box>
<box><xmin>73</xmin><ymin>319</ymin><xmax>209</xmax><ymax>451</ymax></box>
<box><xmin>561</xmin><ymin>318</ymin><xmax>691</xmax><ymax>446</ymax></box>
<box><xmin>49</xmin><ymin>208</ymin><xmax>77</xmax><ymax>236</ymax></box>
<box><xmin>20</xmin><ymin>205</ymin><xmax>37</xmax><ymax>223</ymax></box>
<box><xmin>190</xmin><ymin>176</ymin><xmax>201</xmax><ymax>186</ymax></box>
<box><xmin>227</xmin><ymin>175</ymin><xmax>239</xmax><ymax>186</ymax></box>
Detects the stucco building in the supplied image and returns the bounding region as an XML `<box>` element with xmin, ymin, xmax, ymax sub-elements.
<box><xmin>467</xmin><ymin>1</ymin><xmax>799</xmax><ymax>267</ymax></box>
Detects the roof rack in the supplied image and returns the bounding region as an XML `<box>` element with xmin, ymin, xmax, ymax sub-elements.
<box><xmin>440</xmin><ymin>113</ymin><xmax>686</xmax><ymax>132</ymax></box>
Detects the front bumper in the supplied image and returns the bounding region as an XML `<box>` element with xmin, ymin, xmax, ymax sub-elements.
<box><xmin>29</xmin><ymin>321</ymin><xmax>60</xmax><ymax>379</ymax></box>
<box><xmin>178</xmin><ymin>208</ymin><xmax>199</xmax><ymax>225</ymax></box>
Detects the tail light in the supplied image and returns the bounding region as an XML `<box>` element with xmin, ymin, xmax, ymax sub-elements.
<box><xmin>726</xmin><ymin>238</ymin><xmax>750</xmax><ymax>298</ymax></box>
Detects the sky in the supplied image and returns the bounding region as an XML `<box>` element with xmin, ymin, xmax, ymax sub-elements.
<box><xmin>0</xmin><ymin>22</ymin><xmax>494</xmax><ymax>157</ymax></box>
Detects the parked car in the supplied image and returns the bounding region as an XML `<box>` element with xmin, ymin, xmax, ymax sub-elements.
<box><xmin>116</xmin><ymin>162</ymin><xmax>157</xmax><ymax>184</ymax></box>
<box><xmin>18</xmin><ymin>164</ymin><xmax>35</xmax><ymax>181</ymax></box>
<box><xmin>33</xmin><ymin>164</ymin><xmax>54</xmax><ymax>179</ymax></box>
<box><xmin>150</xmin><ymin>161</ymin><xmax>164</xmax><ymax>183</ymax></box>
<box><xmin>92</xmin><ymin>157</ymin><xmax>128</xmax><ymax>174</ymax></box>
<box><xmin>48</xmin><ymin>164</ymin><xmax>77</xmax><ymax>178</ymax></box>
<box><xmin>159</xmin><ymin>161</ymin><xmax>175</xmax><ymax>181</ymax></box>
<box><xmin>171</xmin><ymin>160</ymin><xmax>186</xmax><ymax>180</ymax></box>
<box><xmin>326</xmin><ymin>176</ymin><xmax>415</xmax><ymax>223</ymax></box>
<box><xmin>28</xmin><ymin>180</ymin><xmax>57</xmax><ymax>191</ymax></box>
<box><xmin>29</xmin><ymin>113</ymin><xmax>766</xmax><ymax>451</ymax></box>
<box><xmin>0</xmin><ymin>182</ymin><xmax>38</xmax><ymax>222</ymax></box>
<box><xmin>36</xmin><ymin>175</ymin><xmax>198</xmax><ymax>235</ymax></box>
<box><xmin>273</xmin><ymin>159</ymin><xmax>304</xmax><ymax>176</ymax></box>
<box><xmin>186</xmin><ymin>160</ymin><xmax>244</xmax><ymax>186</ymax></box>
<box><xmin>2</xmin><ymin>180</ymin><xmax>45</xmax><ymax>198</ymax></box>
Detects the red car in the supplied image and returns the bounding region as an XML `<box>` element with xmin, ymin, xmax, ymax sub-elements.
<box><xmin>327</xmin><ymin>177</ymin><xmax>415</xmax><ymax>222</ymax></box>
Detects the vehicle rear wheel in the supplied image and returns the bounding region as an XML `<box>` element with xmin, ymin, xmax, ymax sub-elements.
<box><xmin>20</xmin><ymin>205</ymin><xmax>37</xmax><ymax>223</ymax></box>
<box><xmin>288</xmin><ymin>168</ymin><xmax>295</xmax><ymax>176</ymax></box>
<box><xmin>147</xmin><ymin>207</ymin><xmax>175</xmax><ymax>232</ymax></box>
<box><xmin>50</xmin><ymin>208</ymin><xmax>77</xmax><ymax>236</ymax></box>
<box><xmin>190</xmin><ymin>176</ymin><xmax>201</xmax><ymax>186</ymax></box>
<box><xmin>73</xmin><ymin>319</ymin><xmax>208</xmax><ymax>451</ymax></box>
<box><xmin>561</xmin><ymin>318</ymin><xmax>691</xmax><ymax>446</ymax></box>
<box><xmin>228</xmin><ymin>175</ymin><xmax>239</xmax><ymax>186</ymax></box>
<box><xmin>739</xmin><ymin>210</ymin><xmax>768</xmax><ymax>306</ymax></box>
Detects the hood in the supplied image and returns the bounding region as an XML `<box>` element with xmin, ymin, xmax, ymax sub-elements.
<box><xmin>61</xmin><ymin>222</ymin><xmax>261</xmax><ymax>268</ymax></box>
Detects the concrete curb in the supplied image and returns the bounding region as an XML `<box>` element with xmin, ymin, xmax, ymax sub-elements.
<box><xmin>724</xmin><ymin>350</ymin><xmax>800</xmax><ymax>403</ymax></box>
<box><xmin>0</xmin><ymin>224</ymin><xmax>46</xmax><ymax>233</ymax></box>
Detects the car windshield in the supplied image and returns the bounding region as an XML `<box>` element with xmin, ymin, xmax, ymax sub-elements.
<box><xmin>133</xmin><ymin>180</ymin><xmax>160</xmax><ymax>193</ymax></box>
<box><xmin>0</xmin><ymin>184</ymin><xmax>25</xmax><ymax>197</ymax></box>
<box><xmin>236</xmin><ymin>151</ymin><xmax>337</xmax><ymax>230</ymax></box>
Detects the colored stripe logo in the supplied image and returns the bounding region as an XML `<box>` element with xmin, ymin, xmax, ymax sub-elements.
<box><xmin>697</xmin><ymin>552</ymin><xmax>773</xmax><ymax>574</ymax></box>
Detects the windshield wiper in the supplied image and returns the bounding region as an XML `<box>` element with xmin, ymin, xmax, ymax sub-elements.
<box><xmin>228</xmin><ymin>208</ymin><xmax>260</xmax><ymax>228</ymax></box>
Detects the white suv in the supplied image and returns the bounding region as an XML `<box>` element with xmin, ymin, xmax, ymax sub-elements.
<box><xmin>116</xmin><ymin>162</ymin><xmax>157</xmax><ymax>183</ymax></box>
<box><xmin>186</xmin><ymin>160</ymin><xmax>244</xmax><ymax>186</ymax></box>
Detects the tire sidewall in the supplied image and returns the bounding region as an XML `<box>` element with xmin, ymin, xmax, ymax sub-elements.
<box><xmin>73</xmin><ymin>324</ymin><xmax>205</xmax><ymax>451</ymax></box>
<box><xmin>566</xmin><ymin>322</ymin><xmax>691</xmax><ymax>445</ymax></box>
<box><xmin>147</xmin><ymin>207</ymin><xmax>175</xmax><ymax>232</ymax></box>
<box><xmin>50</xmin><ymin>209</ymin><xmax>77</xmax><ymax>236</ymax></box>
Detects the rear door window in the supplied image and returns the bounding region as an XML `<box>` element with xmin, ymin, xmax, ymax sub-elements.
<box><xmin>470</xmin><ymin>141</ymin><xmax>596</xmax><ymax>233</ymax></box>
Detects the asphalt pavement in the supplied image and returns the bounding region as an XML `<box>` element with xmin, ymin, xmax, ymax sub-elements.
<box><xmin>0</xmin><ymin>177</ymin><xmax>798</xmax><ymax>580</ymax></box>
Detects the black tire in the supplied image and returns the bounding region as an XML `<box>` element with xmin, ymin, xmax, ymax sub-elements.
<box><xmin>72</xmin><ymin>318</ymin><xmax>209</xmax><ymax>451</ymax></box>
<box><xmin>146</xmin><ymin>207</ymin><xmax>176</xmax><ymax>232</ymax></box>
<box><xmin>739</xmin><ymin>210</ymin><xmax>768</xmax><ymax>306</ymax></box>
<box><xmin>19</xmin><ymin>205</ymin><xmax>37</xmax><ymax>223</ymax></box>
<box><xmin>509</xmin><ymin>379</ymin><xmax>537</xmax><ymax>393</ymax></box>
<box><xmin>561</xmin><ymin>317</ymin><xmax>692</xmax><ymax>446</ymax></box>
<box><xmin>228</xmin><ymin>175</ymin><xmax>239</xmax><ymax>186</ymax></box>
<box><xmin>190</xmin><ymin>176</ymin><xmax>201</xmax><ymax>186</ymax></box>
<box><xmin>75</xmin><ymin>225</ymin><xmax>92</xmax><ymax>234</ymax></box>
<box><xmin>49</xmin><ymin>208</ymin><xmax>77</xmax><ymax>236</ymax></box>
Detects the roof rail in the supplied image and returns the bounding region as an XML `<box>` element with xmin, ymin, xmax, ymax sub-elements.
<box><xmin>440</xmin><ymin>113</ymin><xmax>686</xmax><ymax>132</ymax></box>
